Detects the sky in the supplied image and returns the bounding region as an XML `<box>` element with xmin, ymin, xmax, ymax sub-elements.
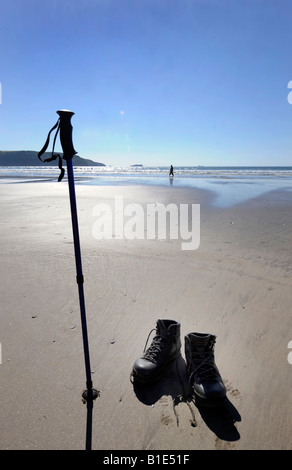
<box><xmin>1</xmin><ymin>0</ymin><xmax>292</xmax><ymax>167</ymax></box>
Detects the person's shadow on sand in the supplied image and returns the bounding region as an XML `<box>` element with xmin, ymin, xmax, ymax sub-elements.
<box><xmin>131</xmin><ymin>354</ymin><xmax>241</xmax><ymax>442</ymax></box>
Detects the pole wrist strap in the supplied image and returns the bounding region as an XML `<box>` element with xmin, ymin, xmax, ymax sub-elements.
<box><xmin>38</xmin><ymin>119</ymin><xmax>65</xmax><ymax>182</ymax></box>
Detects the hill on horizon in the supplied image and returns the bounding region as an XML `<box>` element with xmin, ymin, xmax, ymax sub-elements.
<box><xmin>0</xmin><ymin>150</ymin><xmax>105</xmax><ymax>167</ymax></box>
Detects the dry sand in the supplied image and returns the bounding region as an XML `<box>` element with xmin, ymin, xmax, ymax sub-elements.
<box><xmin>0</xmin><ymin>180</ymin><xmax>291</xmax><ymax>450</ymax></box>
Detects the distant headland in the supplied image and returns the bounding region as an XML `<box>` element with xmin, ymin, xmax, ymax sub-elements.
<box><xmin>0</xmin><ymin>150</ymin><xmax>105</xmax><ymax>167</ymax></box>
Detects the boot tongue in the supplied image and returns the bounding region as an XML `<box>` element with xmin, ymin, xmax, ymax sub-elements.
<box><xmin>190</xmin><ymin>333</ymin><xmax>213</xmax><ymax>351</ymax></box>
<box><xmin>156</xmin><ymin>319</ymin><xmax>175</xmax><ymax>336</ymax></box>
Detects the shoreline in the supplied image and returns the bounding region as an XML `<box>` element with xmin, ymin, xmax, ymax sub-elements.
<box><xmin>1</xmin><ymin>172</ymin><xmax>292</xmax><ymax>208</ymax></box>
<box><xmin>0</xmin><ymin>181</ymin><xmax>291</xmax><ymax>449</ymax></box>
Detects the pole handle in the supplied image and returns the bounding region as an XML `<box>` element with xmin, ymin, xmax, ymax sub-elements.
<box><xmin>57</xmin><ymin>109</ymin><xmax>77</xmax><ymax>160</ymax></box>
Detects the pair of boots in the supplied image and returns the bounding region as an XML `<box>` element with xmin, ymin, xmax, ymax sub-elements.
<box><xmin>131</xmin><ymin>319</ymin><xmax>226</xmax><ymax>407</ymax></box>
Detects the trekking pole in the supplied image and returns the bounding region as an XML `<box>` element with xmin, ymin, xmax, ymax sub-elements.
<box><xmin>38</xmin><ymin>110</ymin><xmax>98</xmax><ymax>449</ymax></box>
<box><xmin>56</xmin><ymin>109</ymin><xmax>98</xmax><ymax>404</ymax></box>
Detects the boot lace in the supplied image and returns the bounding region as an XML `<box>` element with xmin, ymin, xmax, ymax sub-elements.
<box><xmin>189</xmin><ymin>342</ymin><xmax>218</xmax><ymax>384</ymax></box>
<box><xmin>142</xmin><ymin>328</ymin><xmax>169</xmax><ymax>364</ymax></box>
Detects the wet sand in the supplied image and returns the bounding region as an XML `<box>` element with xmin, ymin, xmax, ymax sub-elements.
<box><xmin>0</xmin><ymin>180</ymin><xmax>291</xmax><ymax>450</ymax></box>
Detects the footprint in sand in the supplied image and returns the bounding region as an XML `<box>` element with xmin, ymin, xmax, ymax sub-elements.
<box><xmin>161</xmin><ymin>414</ymin><xmax>173</xmax><ymax>426</ymax></box>
<box><xmin>224</xmin><ymin>379</ymin><xmax>242</xmax><ymax>399</ymax></box>
<box><xmin>229</xmin><ymin>388</ymin><xmax>241</xmax><ymax>399</ymax></box>
<box><xmin>215</xmin><ymin>437</ymin><xmax>236</xmax><ymax>450</ymax></box>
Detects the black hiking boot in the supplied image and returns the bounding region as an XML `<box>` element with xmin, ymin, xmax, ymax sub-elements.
<box><xmin>132</xmin><ymin>319</ymin><xmax>181</xmax><ymax>383</ymax></box>
<box><xmin>185</xmin><ymin>332</ymin><xmax>226</xmax><ymax>406</ymax></box>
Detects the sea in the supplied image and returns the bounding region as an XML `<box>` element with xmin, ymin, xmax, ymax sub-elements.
<box><xmin>1</xmin><ymin>165</ymin><xmax>292</xmax><ymax>207</ymax></box>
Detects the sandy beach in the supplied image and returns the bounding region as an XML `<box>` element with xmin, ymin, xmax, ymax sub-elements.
<box><xmin>0</xmin><ymin>179</ymin><xmax>292</xmax><ymax>451</ymax></box>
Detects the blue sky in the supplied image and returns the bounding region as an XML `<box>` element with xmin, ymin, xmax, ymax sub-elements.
<box><xmin>1</xmin><ymin>0</ymin><xmax>292</xmax><ymax>166</ymax></box>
